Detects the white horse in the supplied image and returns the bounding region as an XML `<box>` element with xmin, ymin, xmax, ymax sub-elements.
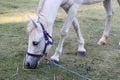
<box><xmin>25</xmin><ymin>0</ymin><xmax>120</xmax><ymax>69</ymax></box>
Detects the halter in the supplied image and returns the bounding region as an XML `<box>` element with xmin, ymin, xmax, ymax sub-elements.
<box><xmin>26</xmin><ymin>23</ymin><xmax>54</xmax><ymax>58</ymax></box>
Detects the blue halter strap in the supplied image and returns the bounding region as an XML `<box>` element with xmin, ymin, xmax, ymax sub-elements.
<box><xmin>40</xmin><ymin>23</ymin><xmax>54</xmax><ymax>56</ymax></box>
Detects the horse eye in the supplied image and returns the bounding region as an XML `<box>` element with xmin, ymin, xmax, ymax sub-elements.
<box><xmin>33</xmin><ymin>41</ymin><xmax>39</xmax><ymax>46</ymax></box>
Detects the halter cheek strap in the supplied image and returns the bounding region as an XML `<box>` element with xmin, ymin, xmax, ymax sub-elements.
<box><xmin>40</xmin><ymin>23</ymin><xmax>54</xmax><ymax>56</ymax></box>
<box><xmin>26</xmin><ymin>23</ymin><xmax>54</xmax><ymax>58</ymax></box>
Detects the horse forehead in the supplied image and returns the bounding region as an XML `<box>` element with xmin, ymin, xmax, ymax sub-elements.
<box><xmin>30</xmin><ymin>27</ymin><xmax>42</xmax><ymax>38</ymax></box>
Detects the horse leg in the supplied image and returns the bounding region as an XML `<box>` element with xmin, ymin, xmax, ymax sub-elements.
<box><xmin>98</xmin><ymin>0</ymin><xmax>113</xmax><ymax>45</ymax></box>
<box><xmin>50</xmin><ymin>4</ymin><xmax>80</xmax><ymax>62</ymax></box>
<box><xmin>63</xmin><ymin>8</ymin><xmax>86</xmax><ymax>56</ymax></box>
<box><xmin>72</xmin><ymin>17</ymin><xmax>86</xmax><ymax>56</ymax></box>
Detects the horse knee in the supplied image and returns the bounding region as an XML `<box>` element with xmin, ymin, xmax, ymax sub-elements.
<box><xmin>60</xmin><ymin>30</ymin><xmax>68</xmax><ymax>37</ymax></box>
<box><xmin>107</xmin><ymin>11</ymin><xmax>113</xmax><ymax>19</ymax></box>
<box><xmin>107</xmin><ymin>13</ymin><xmax>113</xmax><ymax>18</ymax></box>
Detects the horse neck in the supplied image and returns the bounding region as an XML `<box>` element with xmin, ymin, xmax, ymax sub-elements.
<box><xmin>38</xmin><ymin>0</ymin><xmax>62</xmax><ymax>35</ymax></box>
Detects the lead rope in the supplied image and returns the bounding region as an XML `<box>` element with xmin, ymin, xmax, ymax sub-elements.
<box><xmin>49</xmin><ymin>60</ymin><xmax>92</xmax><ymax>80</ymax></box>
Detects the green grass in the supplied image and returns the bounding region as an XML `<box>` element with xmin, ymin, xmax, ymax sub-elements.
<box><xmin>0</xmin><ymin>0</ymin><xmax>120</xmax><ymax>80</ymax></box>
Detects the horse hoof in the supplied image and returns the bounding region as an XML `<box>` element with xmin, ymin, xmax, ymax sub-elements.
<box><xmin>97</xmin><ymin>41</ymin><xmax>106</xmax><ymax>45</ymax></box>
<box><xmin>77</xmin><ymin>51</ymin><xmax>86</xmax><ymax>57</ymax></box>
<box><xmin>47</xmin><ymin>59</ymin><xmax>59</xmax><ymax>65</ymax></box>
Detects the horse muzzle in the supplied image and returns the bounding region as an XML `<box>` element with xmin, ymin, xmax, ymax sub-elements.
<box><xmin>25</xmin><ymin>61</ymin><xmax>38</xmax><ymax>69</ymax></box>
<box><xmin>25</xmin><ymin>56</ymin><xmax>39</xmax><ymax>69</ymax></box>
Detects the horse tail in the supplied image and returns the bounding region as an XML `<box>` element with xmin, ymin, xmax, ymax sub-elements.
<box><xmin>117</xmin><ymin>0</ymin><xmax>120</xmax><ymax>6</ymax></box>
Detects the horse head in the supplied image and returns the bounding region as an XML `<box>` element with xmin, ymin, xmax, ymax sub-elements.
<box><xmin>25</xmin><ymin>16</ymin><xmax>53</xmax><ymax>69</ymax></box>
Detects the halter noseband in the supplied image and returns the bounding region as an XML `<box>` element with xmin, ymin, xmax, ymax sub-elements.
<box><xmin>26</xmin><ymin>23</ymin><xmax>54</xmax><ymax>58</ymax></box>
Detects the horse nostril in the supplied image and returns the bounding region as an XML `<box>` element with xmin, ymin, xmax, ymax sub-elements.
<box><xmin>26</xmin><ymin>62</ymin><xmax>30</xmax><ymax>68</ymax></box>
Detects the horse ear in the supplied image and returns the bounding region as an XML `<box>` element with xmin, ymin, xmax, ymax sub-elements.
<box><xmin>31</xmin><ymin>19</ymin><xmax>38</xmax><ymax>28</ymax></box>
<box><xmin>27</xmin><ymin>15</ymin><xmax>38</xmax><ymax>28</ymax></box>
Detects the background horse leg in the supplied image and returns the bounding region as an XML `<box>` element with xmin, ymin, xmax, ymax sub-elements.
<box><xmin>97</xmin><ymin>0</ymin><xmax>113</xmax><ymax>45</ymax></box>
<box><xmin>72</xmin><ymin>17</ymin><xmax>86</xmax><ymax>56</ymax></box>
<box><xmin>50</xmin><ymin>4</ymin><xmax>80</xmax><ymax>62</ymax></box>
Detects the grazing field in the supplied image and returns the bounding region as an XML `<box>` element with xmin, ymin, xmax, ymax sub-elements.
<box><xmin>0</xmin><ymin>0</ymin><xmax>120</xmax><ymax>80</ymax></box>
